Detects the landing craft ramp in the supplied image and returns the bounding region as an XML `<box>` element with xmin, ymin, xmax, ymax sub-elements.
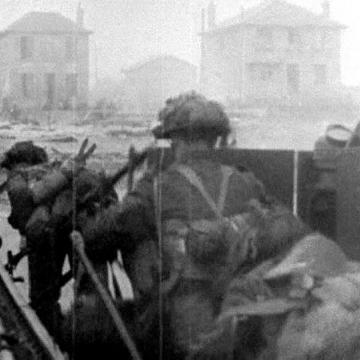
<box><xmin>0</xmin><ymin>262</ymin><xmax>65</xmax><ymax>359</ymax></box>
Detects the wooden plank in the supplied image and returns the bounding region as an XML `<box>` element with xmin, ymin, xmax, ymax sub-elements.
<box><xmin>0</xmin><ymin>263</ymin><xmax>66</xmax><ymax>360</ymax></box>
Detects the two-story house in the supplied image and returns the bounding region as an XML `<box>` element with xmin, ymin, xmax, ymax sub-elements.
<box><xmin>200</xmin><ymin>0</ymin><xmax>345</xmax><ymax>105</ymax></box>
<box><xmin>0</xmin><ymin>5</ymin><xmax>91</xmax><ymax>111</ymax></box>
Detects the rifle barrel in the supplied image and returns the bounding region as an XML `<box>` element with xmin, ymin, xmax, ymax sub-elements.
<box><xmin>109</xmin><ymin>149</ymin><xmax>148</xmax><ymax>186</ymax></box>
<box><xmin>78</xmin><ymin>148</ymin><xmax>149</xmax><ymax>207</ymax></box>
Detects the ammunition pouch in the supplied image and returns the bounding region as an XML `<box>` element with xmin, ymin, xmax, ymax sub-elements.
<box><xmin>187</xmin><ymin>219</ymin><xmax>228</xmax><ymax>266</ymax></box>
<box><xmin>188</xmin><ymin>215</ymin><xmax>251</xmax><ymax>270</ymax></box>
<box><xmin>161</xmin><ymin>214</ymin><xmax>250</xmax><ymax>286</ymax></box>
<box><xmin>126</xmin><ymin>240</ymin><xmax>160</xmax><ymax>298</ymax></box>
<box><xmin>30</xmin><ymin>169</ymin><xmax>69</xmax><ymax>205</ymax></box>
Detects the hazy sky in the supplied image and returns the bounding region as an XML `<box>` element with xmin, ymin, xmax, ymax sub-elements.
<box><xmin>1</xmin><ymin>0</ymin><xmax>359</xmax><ymax>87</ymax></box>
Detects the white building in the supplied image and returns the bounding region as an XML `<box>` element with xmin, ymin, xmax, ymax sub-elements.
<box><xmin>200</xmin><ymin>0</ymin><xmax>345</xmax><ymax>105</ymax></box>
<box><xmin>0</xmin><ymin>5</ymin><xmax>92</xmax><ymax>111</ymax></box>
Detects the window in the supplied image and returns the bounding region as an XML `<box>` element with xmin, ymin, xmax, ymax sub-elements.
<box><xmin>65</xmin><ymin>36</ymin><xmax>74</xmax><ymax>60</ymax></box>
<box><xmin>287</xmin><ymin>64</ymin><xmax>300</xmax><ymax>93</ymax></box>
<box><xmin>43</xmin><ymin>38</ymin><xmax>55</xmax><ymax>57</ymax></box>
<box><xmin>20</xmin><ymin>36</ymin><xmax>33</xmax><ymax>59</ymax></box>
<box><xmin>21</xmin><ymin>73</ymin><xmax>34</xmax><ymax>98</ymax></box>
<box><xmin>249</xmin><ymin>63</ymin><xmax>276</xmax><ymax>82</ymax></box>
<box><xmin>218</xmin><ymin>36</ymin><xmax>225</xmax><ymax>51</ymax></box>
<box><xmin>320</xmin><ymin>31</ymin><xmax>327</xmax><ymax>48</ymax></box>
<box><xmin>66</xmin><ymin>74</ymin><xmax>78</xmax><ymax>98</ymax></box>
<box><xmin>45</xmin><ymin>73</ymin><xmax>56</xmax><ymax>105</ymax></box>
<box><xmin>314</xmin><ymin>30</ymin><xmax>327</xmax><ymax>49</ymax></box>
<box><xmin>256</xmin><ymin>27</ymin><xmax>273</xmax><ymax>49</ymax></box>
<box><xmin>260</xmin><ymin>68</ymin><xmax>274</xmax><ymax>81</ymax></box>
<box><xmin>288</xmin><ymin>29</ymin><xmax>301</xmax><ymax>46</ymax></box>
<box><xmin>314</xmin><ymin>64</ymin><xmax>327</xmax><ymax>85</ymax></box>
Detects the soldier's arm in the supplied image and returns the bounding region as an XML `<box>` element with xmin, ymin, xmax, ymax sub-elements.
<box><xmin>30</xmin><ymin>167</ymin><xmax>71</xmax><ymax>205</ymax></box>
<box><xmin>80</xmin><ymin>171</ymin><xmax>156</xmax><ymax>259</ymax></box>
<box><xmin>30</xmin><ymin>139</ymin><xmax>97</xmax><ymax>204</ymax></box>
<box><xmin>6</xmin><ymin>166</ymin><xmax>71</xmax><ymax>236</ymax></box>
<box><xmin>6</xmin><ymin>171</ymin><xmax>35</xmax><ymax>233</ymax></box>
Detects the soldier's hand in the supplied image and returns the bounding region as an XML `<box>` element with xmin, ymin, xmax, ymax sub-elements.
<box><xmin>61</xmin><ymin>138</ymin><xmax>96</xmax><ymax>178</ymax></box>
<box><xmin>75</xmin><ymin>138</ymin><xmax>97</xmax><ymax>164</ymax></box>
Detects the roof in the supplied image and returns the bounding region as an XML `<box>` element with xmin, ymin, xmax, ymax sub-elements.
<box><xmin>206</xmin><ymin>0</ymin><xmax>345</xmax><ymax>34</ymax></box>
<box><xmin>1</xmin><ymin>11</ymin><xmax>91</xmax><ymax>34</ymax></box>
<box><xmin>123</xmin><ymin>55</ymin><xmax>197</xmax><ymax>74</ymax></box>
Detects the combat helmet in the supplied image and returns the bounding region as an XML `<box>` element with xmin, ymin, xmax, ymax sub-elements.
<box><xmin>152</xmin><ymin>91</ymin><xmax>231</xmax><ymax>139</ymax></box>
<box><xmin>0</xmin><ymin>141</ymin><xmax>48</xmax><ymax>170</ymax></box>
<box><xmin>264</xmin><ymin>234</ymin><xmax>354</xmax><ymax>280</ymax></box>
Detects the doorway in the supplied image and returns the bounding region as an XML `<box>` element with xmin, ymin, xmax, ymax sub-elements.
<box><xmin>45</xmin><ymin>73</ymin><xmax>55</xmax><ymax>106</ymax></box>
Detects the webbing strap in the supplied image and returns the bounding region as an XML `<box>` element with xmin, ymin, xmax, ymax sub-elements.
<box><xmin>175</xmin><ymin>164</ymin><xmax>233</xmax><ymax>219</ymax></box>
<box><xmin>218</xmin><ymin>166</ymin><xmax>233</xmax><ymax>214</ymax></box>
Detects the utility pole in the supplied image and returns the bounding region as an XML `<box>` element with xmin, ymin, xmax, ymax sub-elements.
<box><xmin>199</xmin><ymin>7</ymin><xmax>206</xmax><ymax>93</ymax></box>
<box><xmin>238</xmin><ymin>0</ymin><xmax>261</xmax><ymax>104</ymax></box>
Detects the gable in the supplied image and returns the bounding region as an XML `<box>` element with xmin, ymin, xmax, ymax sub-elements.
<box><xmin>210</xmin><ymin>0</ymin><xmax>345</xmax><ymax>34</ymax></box>
<box><xmin>3</xmin><ymin>12</ymin><xmax>91</xmax><ymax>34</ymax></box>
<box><xmin>124</xmin><ymin>56</ymin><xmax>196</xmax><ymax>75</ymax></box>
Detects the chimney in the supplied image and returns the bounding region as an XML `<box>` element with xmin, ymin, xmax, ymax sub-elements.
<box><xmin>322</xmin><ymin>1</ymin><xmax>330</xmax><ymax>18</ymax></box>
<box><xmin>240</xmin><ymin>6</ymin><xmax>245</xmax><ymax>20</ymax></box>
<box><xmin>208</xmin><ymin>1</ymin><xmax>216</xmax><ymax>29</ymax></box>
<box><xmin>76</xmin><ymin>2</ymin><xmax>84</xmax><ymax>27</ymax></box>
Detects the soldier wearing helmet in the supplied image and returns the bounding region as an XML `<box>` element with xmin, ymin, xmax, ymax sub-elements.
<box><xmin>80</xmin><ymin>91</ymin><xmax>271</xmax><ymax>358</ymax></box>
<box><xmin>1</xmin><ymin>139</ymin><xmax>96</xmax><ymax>338</ymax></box>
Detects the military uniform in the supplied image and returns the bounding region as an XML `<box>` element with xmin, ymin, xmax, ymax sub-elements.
<box><xmin>82</xmin><ymin>153</ymin><xmax>265</xmax><ymax>357</ymax></box>
<box><xmin>2</xmin><ymin>140</ymin><xmax>96</xmax><ymax>337</ymax></box>
<box><xmin>5</xmin><ymin>164</ymin><xmax>67</xmax><ymax>335</ymax></box>
<box><xmin>81</xmin><ymin>92</ymin><xmax>270</xmax><ymax>358</ymax></box>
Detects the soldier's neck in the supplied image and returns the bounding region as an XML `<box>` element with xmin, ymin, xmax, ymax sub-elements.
<box><xmin>174</xmin><ymin>141</ymin><xmax>210</xmax><ymax>162</ymax></box>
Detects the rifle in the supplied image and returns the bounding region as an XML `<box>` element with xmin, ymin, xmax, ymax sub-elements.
<box><xmin>30</xmin><ymin>269</ymin><xmax>73</xmax><ymax>308</ymax></box>
<box><xmin>79</xmin><ymin>147</ymin><xmax>149</xmax><ymax>208</ymax></box>
<box><xmin>4</xmin><ymin>248</ymin><xmax>28</xmax><ymax>282</ymax></box>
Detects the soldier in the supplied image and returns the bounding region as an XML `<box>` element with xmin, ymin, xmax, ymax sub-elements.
<box><xmin>80</xmin><ymin>91</ymin><xmax>278</xmax><ymax>358</ymax></box>
<box><xmin>195</xmin><ymin>233</ymin><xmax>360</xmax><ymax>360</ymax></box>
<box><xmin>185</xmin><ymin>198</ymin><xmax>309</xmax><ymax>359</ymax></box>
<box><xmin>1</xmin><ymin>140</ymin><xmax>95</xmax><ymax>337</ymax></box>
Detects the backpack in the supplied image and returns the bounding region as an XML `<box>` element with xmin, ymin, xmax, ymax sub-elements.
<box><xmin>168</xmin><ymin>164</ymin><xmax>252</xmax><ymax>279</ymax></box>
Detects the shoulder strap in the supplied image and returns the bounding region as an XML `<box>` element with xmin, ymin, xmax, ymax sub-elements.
<box><xmin>175</xmin><ymin>164</ymin><xmax>233</xmax><ymax>219</ymax></box>
<box><xmin>218</xmin><ymin>166</ymin><xmax>233</xmax><ymax>214</ymax></box>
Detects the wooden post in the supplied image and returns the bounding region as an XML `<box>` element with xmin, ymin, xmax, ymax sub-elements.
<box><xmin>70</xmin><ymin>231</ymin><xmax>143</xmax><ymax>360</ymax></box>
